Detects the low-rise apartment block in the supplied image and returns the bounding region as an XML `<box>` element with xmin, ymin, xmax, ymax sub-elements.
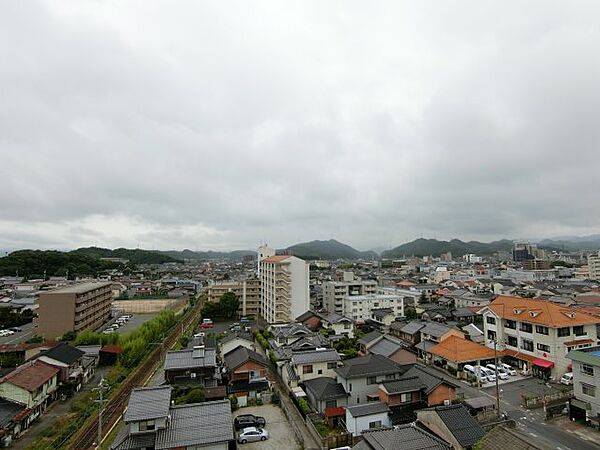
<box><xmin>206</xmin><ymin>278</ymin><xmax>261</xmax><ymax>318</ymax></box>
<box><xmin>481</xmin><ymin>295</ymin><xmax>600</xmax><ymax>380</ymax></box>
<box><xmin>37</xmin><ymin>281</ymin><xmax>113</xmax><ymax>339</ymax></box>
<box><xmin>344</xmin><ymin>294</ymin><xmax>404</xmax><ymax>323</ymax></box>
<box><xmin>323</xmin><ymin>277</ymin><xmax>377</xmax><ymax>315</ymax></box>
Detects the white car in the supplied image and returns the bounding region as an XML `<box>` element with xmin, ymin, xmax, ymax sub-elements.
<box><xmin>561</xmin><ymin>372</ymin><xmax>573</xmax><ymax>385</ymax></box>
<box><xmin>237</xmin><ymin>427</ymin><xmax>269</xmax><ymax>444</ymax></box>
<box><xmin>499</xmin><ymin>363</ymin><xmax>517</xmax><ymax>376</ymax></box>
<box><xmin>193</xmin><ymin>332</ymin><xmax>205</xmax><ymax>338</ymax></box>
<box><xmin>486</xmin><ymin>364</ymin><xmax>509</xmax><ymax>380</ymax></box>
<box><xmin>478</xmin><ymin>367</ymin><xmax>496</xmax><ymax>382</ymax></box>
<box><xmin>464</xmin><ymin>365</ymin><xmax>488</xmax><ymax>383</ymax></box>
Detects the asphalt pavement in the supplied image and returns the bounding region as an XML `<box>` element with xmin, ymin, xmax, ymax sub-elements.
<box><xmin>0</xmin><ymin>322</ymin><xmax>36</xmax><ymax>345</ymax></box>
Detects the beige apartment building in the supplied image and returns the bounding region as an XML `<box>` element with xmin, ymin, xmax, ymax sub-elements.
<box><xmin>206</xmin><ymin>278</ymin><xmax>261</xmax><ymax>318</ymax></box>
<box><xmin>259</xmin><ymin>252</ymin><xmax>309</xmax><ymax>324</ymax></box>
<box><xmin>323</xmin><ymin>274</ymin><xmax>377</xmax><ymax>315</ymax></box>
<box><xmin>481</xmin><ymin>295</ymin><xmax>600</xmax><ymax>380</ymax></box>
<box><xmin>588</xmin><ymin>251</ymin><xmax>600</xmax><ymax>281</ymax></box>
<box><xmin>37</xmin><ymin>281</ymin><xmax>113</xmax><ymax>339</ymax></box>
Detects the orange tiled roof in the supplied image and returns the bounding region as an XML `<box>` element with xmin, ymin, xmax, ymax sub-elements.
<box><xmin>262</xmin><ymin>255</ymin><xmax>291</xmax><ymax>263</ymax></box>
<box><xmin>430</xmin><ymin>335</ymin><xmax>496</xmax><ymax>363</ymax></box>
<box><xmin>487</xmin><ymin>295</ymin><xmax>600</xmax><ymax>327</ymax></box>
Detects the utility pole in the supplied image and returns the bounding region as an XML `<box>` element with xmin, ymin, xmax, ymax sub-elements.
<box><xmin>492</xmin><ymin>339</ymin><xmax>500</xmax><ymax>418</ymax></box>
<box><xmin>93</xmin><ymin>377</ymin><xmax>109</xmax><ymax>448</ymax></box>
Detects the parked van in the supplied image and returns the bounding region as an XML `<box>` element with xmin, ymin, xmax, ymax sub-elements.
<box><xmin>561</xmin><ymin>372</ymin><xmax>573</xmax><ymax>385</ymax></box>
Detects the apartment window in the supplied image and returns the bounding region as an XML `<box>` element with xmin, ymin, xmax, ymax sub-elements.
<box><xmin>521</xmin><ymin>339</ymin><xmax>534</xmax><ymax>352</ymax></box>
<box><xmin>505</xmin><ymin>320</ymin><xmax>517</xmax><ymax>330</ymax></box>
<box><xmin>368</xmin><ymin>420</ymin><xmax>382</xmax><ymax>429</ymax></box>
<box><xmin>400</xmin><ymin>393</ymin><xmax>412</xmax><ymax>403</ymax></box>
<box><xmin>519</xmin><ymin>323</ymin><xmax>533</xmax><ymax>333</ymax></box>
<box><xmin>573</xmin><ymin>326</ymin><xmax>585</xmax><ymax>336</ymax></box>
<box><xmin>536</xmin><ymin>343</ymin><xmax>550</xmax><ymax>353</ymax></box>
<box><xmin>487</xmin><ymin>330</ymin><xmax>496</xmax><ymax>341</ymax></box>
<box><xmin>581</xmin><ymin>364</ymin><xmax>595</xmax><ymax>376</ymax></box>
<box><xmin>367</xmin><ymin>376</ymin><xmax>377</xmax><ymax>385</ymax></box>
<box><xmin>558</xmin><ymin>327</ymin><xmax>570</xmax><ymax>337</ymax></box>
<box><xmin>535</xmin><ymin>325</ymin><xmax>549</xmax><ymax>335</ymax></box>
<box><xmin>303</xmin><ymin>365</ymin><xmax>313</xmax><ymax>374</ymax></box>
<box><xmin>327</xmin><ymin>362</ymin><xmax>337</xmax><ymax>369</ymax></box>
<box><xmin>581</xmin><ymin>383</ymin><xmax>596</xmax><ymax>397</ymax></box>
<box><xmin>486</xmin><ymin>316</ymin><xmax>496</xmax><ymax>325</ymax></box>
<box><xmin>507</xmin><ymin>336</ymin><xmax>518</xmax><ymax>348</ymax></box>
<box><xmin>318</xmin><ymin>369</ymin><xmax>323</xmax><ymax>375</ymax></box>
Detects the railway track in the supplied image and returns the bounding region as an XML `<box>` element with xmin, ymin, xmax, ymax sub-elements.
<box><xmin>63</xmin><ymin>301</ymin><xmax>203</xmax><ymax>450</ymax></box>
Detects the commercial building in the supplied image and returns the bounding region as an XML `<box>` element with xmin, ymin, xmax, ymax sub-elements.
<box><xmin>259</xmin><ymin>251</ymin><xmax>309</xmax><ymax>324</ymax></box>
<box><xmin>37</xmin><ymin>281</ymin><xmax>113</xmax><ymax>339</ymax></box>
<box><xmin>206</xmin><ymin>278</ymin><xmax>261</xmax><ymax>318</ymax></box>
<box><xmin>322</xmin><ymin>274</ymin><xmax>377</xmax><ymax>315</ymax></box>
<box><xmin>480</xmin><ymin>295</ymin><xmax>600</xmax><ymax>380</ymax></box>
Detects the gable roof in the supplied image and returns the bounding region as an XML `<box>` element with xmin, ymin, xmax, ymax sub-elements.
<box><xmin>220</xmin><ymin>332</ymin><xmax>253</xmax><ymax>345</ymax></box>
<box><xmin>164</xmin><ymin>348</ymin><xmax>217</xmax><ymax>371</ymax></box>
<box><xmin>486</xmin><ymin>295</ymin><xmax>600</xmax><ymax>327</ymax></box>
<box><xmin>424</xmin><ymin>404</ymin><xmax>485</xmax><ymax>447</ymax></box>
<box><xmin>429</xmin><ymin>335</ymin><xmax>495</xmax><ymax>363</ymax></box>
<box><xmin>292</xmin><ymin>348</ymin><xmax>340</xmax><ymax>365</ymax></box>
<box><xmin>303</xmin><ymin>377</ymin><xmax>347</xmax><ymax>401</ymax></box>
<box><xmin>420</xmin><ymin>322</ymin><xmax>454</xmax><ymax>338</ymax></box>
<box><xmin>380</xmin><ymin>376</ymin><xmax>425</xmax><ymax>394</ymax></box>
<box><xmin>40</xmin><ymin>342</ymin><xmax>85</xmax><ymax>365</ymax></box>
<box><xmin>124</xmin><ymin>386</ymin><xmax>172</xmax><ymax>422</ymax></box>
<box><xmin>271</xmin><ymin>323</ymin><xmax>311</xmax><ymax>339</ymax></box>
<box><xmin>477</xmin><ymin>424</ymin><xmax>543</xmax><ymax>450</ymax></box>
<box><xmin>401</xmin><ymin>364</ymin><xmax>458</xmax><ymax>394</ymax></box>
<box><xmin>1</xmin><ymin>360</ymin><xmax>59</xmax><ymax>392</ymax></box>
<box><xmin>400</xmin><ymin>321</ymin><xmax>426</xmax><ymax>335</ymax></box>
<box><xmin>359</xmin><ymin>424</ymin><xmax>451</xmax><ymax>450</ymax></box>
<box><xmin>358</xmin><ymin>330</ymin><xmax>382</xmax><ymax>346</ymax></box>
<box><xmin>334</xmin><ymin>354</ymin><xmax>405</xmax><ymax>379</ymax></box>
<box><xmin>368</xmin><ymin>335</ymin><xmax>406</xmax><ymax>358</ymax></box>
<box><xmin>223</xmin><ymin>345</ymin><xmax>267</xmax><ymax>371</ymax></box>
<box><xmin>346</xmin><ymin>401</ymin><xmax>390</xmax><ymax>418</ymax></box>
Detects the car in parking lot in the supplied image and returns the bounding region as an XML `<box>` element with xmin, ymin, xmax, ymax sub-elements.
<box><xmin>499</xmin><ymin>363</ymin><xmax>517</xmax><ymax>376</ymax></box>
<box><xmin>479</xmin><ymin>366</ymin><xmax>496</xmax><ymax>382</ymax></box>
<box><xmin>234</xmin><ymin>414</ymin><xmax>266</xmax><ymax>431</ymax></box>
<box><xmin>193</xmin><ymin>332</ymin><xmax>205</xmax><ymax>338</ymax></box>
<box><xmin>464</xmin><ymin>364</ymin><xmax>488</xmax><ymax>383</ymax></box>
<box><xmin>486</xmin><ymin>364</ymin><xmax>510</xmax><ymax>380</ymax></box>
<box><xmin>237</xmin><ymin>427</ymin><xmax>268</xmax><ymax>444</ymax></box>
<box><xmin>561</xmin><ymin>372</ymin><xmax>573</xmax><ymax>385</ymax></box>
<box><xmin>8</xmin><ymin>327</ymin><xmax>22</xmax><ymax>332</ymax></box>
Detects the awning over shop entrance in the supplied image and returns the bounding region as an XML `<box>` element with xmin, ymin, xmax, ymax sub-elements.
<box><xmin>532</xmin><ymin>358</ymin><xmax>554</xmax><ymax>369</ymax></box>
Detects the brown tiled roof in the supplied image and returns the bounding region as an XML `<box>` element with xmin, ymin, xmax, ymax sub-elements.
<box><xmin>430</xmin><ymin>336</ymin><xmax>495</xmax><ymax>363</ymax></box>
<box><xmin>488</xmin><ymin>295</ymin><xmax>600</xmax><ymax>327</ymax></box>
<box><xmin>262</xmin><ymin>255</ymin><xmax>291</xmax><ymax>263</ymax></box>
<box><xmin>1</xmin><ymin>361</ymin><xmax>59</xmax><ymax>392</ymax></box>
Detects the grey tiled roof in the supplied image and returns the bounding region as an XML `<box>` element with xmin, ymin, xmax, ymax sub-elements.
<box><xmin>123</xmin><ymin>386</ymin><xmax>172</xmax><ymax>422</ymax></box>
<box><xmin>334</xmin><ymin>354</ymin><xmax>404</xmax><ymax>379</ymax></box>
<box><xmin>271</xmin><ymin>323</ymin><xmax>311</xmax><ymax>338</ymax></box>
<box><xmin>164</xmin><ymin>348</ymin><xmax>217</xmax><ymax>371</ymax></box>
<box><xmin>42</xmin><ymin>342</ymin><xmax>85</xmax><ymax>365</ymax></box>
<box><xmin>221</xmin><ymin>331</ymin><xmax>253</xmax><ymax>345</ymax></box>
<box><xmin>400</xmin><ymin>321</ymin><xmax>426</xmax><ymax>335</ymax></box>
<box><xmin>477</xmin><ymin>425</ymin><xmax>544</xmax><ymax>450</ymax></box>
<box><xmin>420</xmin><ymin>322</ymin><xmax>453</xmax><ymax>338</ymax></box>
<box><xmin>433</xmin><ymin>404</ymin><xmax>485</xmax><ymax>447</ymax></box>
<box><xmin>358</xmin><ymin>330</ymin><xmax>382</xmax><ymax>346</ymax></box>
<box><xmin>401</xmin><ymin>364</ymin><xmax>458</xmax><ymax>394</ymax></box>
<box><xmin>381</xmin><ymin>376</ymin><xmax>424</xmax><ymax>394</ymax></box>
<box><xmin>155</xmin><ymin>400</ymin><xmax>234</xmax><ymax>449</ymax></box>
<box><xmin>368</xmin><ymin>336</ymin><xmax>404</xmax><ymax>358</ymax></box>
<box><xmin>414</xmin><ymin>341</ymin><xmax>437</xmax><ymax>352</ymax></box>
<box><xmin>303</xmin><ymin>377</ymin><xmax>347</xmax><ymax>401</ymax></box>
<box><xmin>292</xmin><ymin>349</ymin><xmax>340</xmax><ymax>365</ymax></box>
<box><xmin>346</xmin><ymin>401</ymin><xmax>390</xmax><ymax>418</ymax></box>
<box><xmin>111</xmin><ymin>429</ymin><xmax>156</xmax><ymax>450</ymax></box>
<box><xmin>223</xmin><ymin>346</ymin><xmax>267</xmax><ymax>371</ymax></box>
<box><xmin>360</xmin><ymin>424</ymin><xmax>451</xmax><ymax>450</ymax></box>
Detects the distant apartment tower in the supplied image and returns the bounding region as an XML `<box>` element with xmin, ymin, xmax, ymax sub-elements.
<box><xmin>323</xmin><ymin>275</ymin><xmax>377</xmax><ymax>315</ymax></box>
<box><xmin>257</xmin><ymin>244</ymin><xmax>276</xmax><ymax>274</ymax></box>
<box><xmin>206</xmin><ymin>278</ymin><xmax>262</xmax><ymax>318</ymax></box>
<box><xmin>37</xmin><ymin>281</ymin><xmax>113</xmax><ymax>339</ymax></box>
<box><xmin>259</xmin><ymin>251</ymin><xmax>309</xmax><ymax>324</ymax></box>
<box><xmin>588</xmin><ymin>251</ymin><xmax>600</xmax><ymax>281</ymax></box>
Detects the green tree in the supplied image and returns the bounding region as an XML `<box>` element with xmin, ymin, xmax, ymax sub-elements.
<box><xmin>175</xmin><ymin>387</ymin><xmax>205</xmax><ymax>405</ymax></box>
<box><xmin>405</xmin><ymin>306</ymin><xmax>417</xmax><ymax>320</ymax></box>
<box><xmin>220</xmin><ymin>292</ymin><xmax>240</xmax><ymax>319</ymax></box>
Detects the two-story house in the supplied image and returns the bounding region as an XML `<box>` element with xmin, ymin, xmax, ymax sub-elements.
<box><xmin>0</xmin><ymin>360</ymin><xmax>59</xmax><ymax>432</ymax></box>
<box><xmin>163</xmin><ymin>345</ymin><xmax>219</xmax><ymax>386</ymax></box>
<box><xmin>283</xmin><ymin>348</ymin><xmax>341</xmax><ymax>388</ymax></box>
<box><xmin>334</xmin><ymin>354</ymin><xmax>406</xmax><ymax>405</ymax></box>
<box><xmin>567</xmin><ymin>346</ymin><xmax>600</xmax><ymax>423</ymax></box>
<box><xmin>480</xmin><ymin>295</ymin><xmax>600</xmax><ymax>380</ymax></box>
<box><xmin>37</xmin><ymin>342</ymin><xmax>86</xmax><ymax>391</ymax></box>
<box><xmin>223</xmin><ymin>345</ymin><xmax>270</xmax><ymax>402</ymax></box>
<box><xmin>112</xmin><ymin>386</ymin><xmax>234</xmax><ymax>450</ymax></box>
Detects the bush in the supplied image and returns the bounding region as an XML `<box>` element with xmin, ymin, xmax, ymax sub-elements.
<box><xmin>298</xmin><ymin>397</ymin><xmax>311</xmax><ymax>416</ymax></box>
<box><xmin>268</xmin><ymin>350</ymin><xmax>277</xmax><ymax>365</ymax></box>
<box><xmin>175</xmin><ymin>387</ymin><xmax>205</xmax><ymax>405</ymax></box>
<box><xmin>229</xmin><ymin>394</ymin><xmax>239</xmax><ymax>411</ymax></box>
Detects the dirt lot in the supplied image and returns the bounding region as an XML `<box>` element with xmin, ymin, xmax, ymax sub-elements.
<box><xmin>233</xmin><ymin>404</ymin><xmax>301</xmax><ymax>450</ymax></box>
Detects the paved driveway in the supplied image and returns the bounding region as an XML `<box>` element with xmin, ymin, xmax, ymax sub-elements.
<box><xmin>233</xmin><ymin>404</ymin><xmax>301</xmax><ymax>450</ymax></box>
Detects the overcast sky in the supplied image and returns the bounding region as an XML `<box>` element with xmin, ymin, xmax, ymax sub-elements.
<box><xmin>1</xmin><ymin>1</ymin><xmax>600</xmax><ymax>252</ymax></box>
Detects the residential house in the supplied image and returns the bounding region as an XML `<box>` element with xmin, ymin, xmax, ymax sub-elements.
<box><xmin>417</xmin><ymin>404</ymin><xmax>485</xmax><ymax>450</ymax></box>
<box><xmin>345</xmin><ymin>402</ymin><xmax>391</xmax><ymax>436</ymax></box>
<box><xmin>303</xmin><ymin>377</ymin><xmax>348</xmax><ymax>413</ymax></box>
<box><xmin>112</xmin><ymin>386</ymin><xmax>234</xmax><ymax>450</ymax></box>
<box><xmin>398</xmin><ymin>321</ymin><xmax>426</xmax><ymax>345</ymax></box>
<box><xmin>0</xmin><ymin>398</ymin><xmax>25</xmax><ymax>446</ymax></box>
<box><xmin>270</xmin><ymin>323</ymin><xmax>312</xmax><ymax>347</ymax></box>
<box><xmin>37</xmin><ymin>342</ymin><xmax>87</xmax><ymax>390</ymax></box>
<box><xmin>163</xmin><ymin>345</ymin><xmax>218</xmax><ymax>386</ymax></box>
<box><xmin>351</xmin><ymin>424</ymin><xmax>451</xmax><ymax>450</ymax></box>
<box><xmin>360</xmin><ymin>332</ymin><xmax>417</xmax><ymax>366</ymax></box>
<box><xmin>284</xmin><ymin>348</ymin><xmax>341</xmax><ymax>387</ymax></box>
<box><xmin>334</xmin><ymin>354</ymin><xmax>406</xmax><ymax>405</ymax></box>
<box><xmin>0</xmin><ymin>360</ymin><xmax>59</xmax><ymax>431</ymax></box>
<box><xmin>480</xmin><ymin>295</ymin><xmax>600</xmax><ymax>379</ymax></box>
<box><xmin>220</xmin><ymin>332</ymin><xmax>255</xmax><ymax>359</ymax></box>
<box><xmin>223</xmin><ymin>345</ymin><xmax>270</xmax><ymax>402</ymax></box>
<box><xmin>296</xmin><ymin>310</ymin><xmax>355</xmax><ymax>338</ymax></box>
<box><xmin>566</xmin><ymin>346</ymin><xmax>600</xmax><ymax>422</ymax></box>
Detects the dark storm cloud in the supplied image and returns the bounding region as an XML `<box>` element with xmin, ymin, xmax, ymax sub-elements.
<box><xmin>1</xmin><ymin>1</ymin><xmax>599</xmax><ymax>251</ymax></box>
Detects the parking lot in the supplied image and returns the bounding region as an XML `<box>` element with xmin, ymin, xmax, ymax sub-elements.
<box><xmin>100</xmin><ymin>313</ymin><xmax>158</xmax><ymax>335</ymax></box>
<box><xmin>483</xmin><ymin>376</ymin><xmax>569</xmax><ymax>408</ymax></box>
<box><xmin>233</xmin><ymin>404</ymin><xmax>300</xmax><ymax>450</ymax></box>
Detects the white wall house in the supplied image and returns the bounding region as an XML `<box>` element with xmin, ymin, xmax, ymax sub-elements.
<box><xmin>345</xmin><ymin>402</ymin><xmax>391</xmax><ymax>436</ymax></box>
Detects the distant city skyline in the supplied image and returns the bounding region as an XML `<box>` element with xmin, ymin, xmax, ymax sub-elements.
<box><xmin>2</xmin><ymin>2</ymin><xmax>600</xmax><ymax>251</ymax></box>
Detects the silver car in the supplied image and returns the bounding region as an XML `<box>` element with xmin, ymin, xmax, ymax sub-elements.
<box><xmin>237</xmin><ymin>427</ymin><xmax>269</xmax><ymax>444</ymax></box>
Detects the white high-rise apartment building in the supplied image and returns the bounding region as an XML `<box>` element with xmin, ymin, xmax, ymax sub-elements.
<box><xmin>588</xmin><ymin>251</ymin><xmax>600</xmax><ymax>281</ymax></box>
<box><xmin>259</xmin><ymin>247</ymin><xmax>309</xmax><ymax>323</ymax></box>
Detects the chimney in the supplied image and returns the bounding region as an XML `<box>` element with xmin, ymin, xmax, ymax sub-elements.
<box><xmin>192</xmin><ymin>345</ymin><xmax>205</xmax><ymax>358</ymax></box>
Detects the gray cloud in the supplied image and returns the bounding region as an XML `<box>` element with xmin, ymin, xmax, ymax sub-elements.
<box><xmin>1</xmin><ymin>1</ymin><xmax>599</xmax><ymax>251</ymax></box>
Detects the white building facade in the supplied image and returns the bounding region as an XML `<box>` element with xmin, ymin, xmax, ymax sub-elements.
<box><xmin>323</xmin><ymin>278</ymin><xmax>377</xmax><ymax>315</ymax></box>
<box><xmin>343</xmin><ymin>294</ymin><xmax>404</xmax><ymax>322</ymax></box>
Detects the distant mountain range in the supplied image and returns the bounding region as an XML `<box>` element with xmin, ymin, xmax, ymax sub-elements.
<box><xmin>160</xmin><ymin>249</ymin><xmax>256</xmax><ymax>261</ymax></box>
<box><xmin>285</xmin><ymin>239</ymin><xmax>378</xmax><ymax>260</ymax></box>
<box><xmin>381</xmin><ymin>238</ymin><xmax>515</xmax><ymax>258</ymax></box>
